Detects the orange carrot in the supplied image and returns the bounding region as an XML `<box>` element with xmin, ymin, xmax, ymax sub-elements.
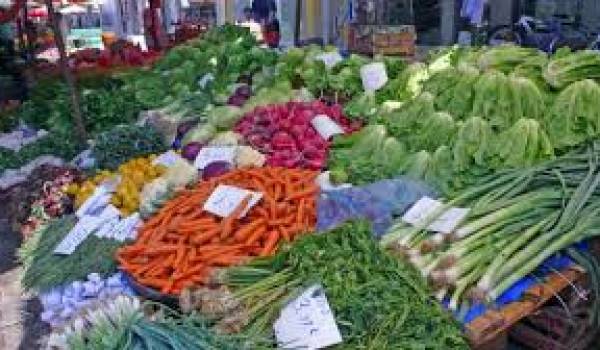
<box><xmin>286</xmin><ymin>185</ymin><xmax>318</xmax><ymax>201</ymax></box>
<box><xmin>245</xmin><ymin>225</ymin><xmax>268</xmax><ymax>245</ymax></box>
<box><xmin>233</xmin><ymin>218</ymin><xmax>266</xmax><ymax>242</ymax></box>
<box><xmin>279</xmin><ymin>226</ymin><xmax>291</xmax><ymax>242</ymax></box>
<box><xmin>192</xmin><ymin>228</ymin><xmax>221</xmax><ymax>245</ymax></box>
<box><xmin>220</xmin><ymin>194</ymin><xmax>252</xmax><ymax>239</ymax></box>
<box><xmin>260</xmin><ymin>230</ymin><xmax>280</xmax><ymax>257</ymax></box>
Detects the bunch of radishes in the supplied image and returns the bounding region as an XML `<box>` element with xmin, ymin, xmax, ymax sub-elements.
<box><xmin>234</xmin><ymin>101</ymin><xmax>360</xmax><ymax>170</ymax></box>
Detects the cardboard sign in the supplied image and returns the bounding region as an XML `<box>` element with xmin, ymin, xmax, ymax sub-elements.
<box><xmin>274</xmin><ymin>284</ymin><xmax>343</xmax><ymax>349</ymax></box>
<box><xmin>203</xmin><ymin>185</ymin><xmax>263</xmax><ymax>218</ymax></box>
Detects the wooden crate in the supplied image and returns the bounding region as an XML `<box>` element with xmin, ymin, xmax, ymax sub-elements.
<box><xmin>466</xmin><ymin>267</ymin><xmax>585</xmax><ymax>349</ymax></box>
<box><xmin>348</xmin><ymin>24</ymin><xmax>416</xmax><ymax>56</ymax></box>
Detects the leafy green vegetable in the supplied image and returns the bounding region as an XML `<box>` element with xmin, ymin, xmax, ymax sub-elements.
<box><xmin>544</xmin><ymin>50</ymin><xmax>600</xmax><ymax>89</ymax></box>
<box><xmin>92</xmin><ymin>125</ymin><xmax>166</xmax><ymax>170</ymax></box>
<box><xmin>222</xmin><ymin>221</ymin><xmax>468</xmax><ymax>349</ymax></box>
<box><xmin>546</xmin><ymin>79</ymin><xmax>600</xmax><ymax>148</ymax></box>
<box><xmin>22</xmin><ymin>216</ymin><xmax>122</xmax><ymax>291</ymax></box>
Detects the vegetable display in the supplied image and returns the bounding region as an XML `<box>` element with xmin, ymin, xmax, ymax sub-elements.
<box><xmin>12</xmin><ymin>26</ymin><xmax>600</xmax><ymax>350</ymax></box>
<box><xmin>22</xmin><ymin>216</ymin><xmax>123</xmax><ymax>292</ymax></box>
<box><xmin>211</xmin><ymin>221</ymin><xmax>468</xmax><ymax>348</ymax></box>
<box><xmin>40</xmin><ymin>272</ymin><xmax>134</xmax><ymax>327</ymax></box>
<box><xmin>47</xmin><ymin>296</ymin><xmax>265</xmax><ymax>350</ymax></box>
<box><xmin>234</xmin><ymin>101</ymin><xmax>360</xmax><ymax>169</ymax></box>
<box><xmin>92</xmin><ymin>125</ymin><xmax>167</xmax><ymax>170</ymax></box>
<box><xmin>118</xmin><ymin>167</ymin><xmax>318</xmax><ymax>295</ymax></box>
<box><xmin>381</xmin><ymin>142</ymin><xmax>600</xmax><ymax>315</ymax></box>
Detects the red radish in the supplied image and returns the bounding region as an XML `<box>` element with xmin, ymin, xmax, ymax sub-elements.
<box><xmin>234</xmin><ymin>101</ymin><xmax>361</xmax><ymax>170</ymax></box>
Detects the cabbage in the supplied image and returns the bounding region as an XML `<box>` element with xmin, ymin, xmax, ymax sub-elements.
<box><xmin>205</xmin><ymin>106</ymin><xmax>244</xmax><ymax>130</ymax></box>
<box><xmin>182</xmin><ymin>124</ymin><xmax>217</xmax><ymax>145</ymax></box>
<box><xmin>546</xmin><ymin>79</ymin><xmax>600</xmax><ymax>148</ymax></box>
<box><xmin>491</xmin><ymin>118</ymin><xmax>554</xmax><ymax>168</ymax></box>
<box><xmin>453</xmin><ymin>117</ymin><xmax>493</xmax><ymax>171</ymax></box>
<box><xmin>544</xmin><ymin>50</ymin><xmax>600</xmax><ymax>89</ymax></box>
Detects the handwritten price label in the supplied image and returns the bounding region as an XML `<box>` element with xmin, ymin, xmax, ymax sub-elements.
<box><xmin>203</xmin><ymin>185</ymin><xmax>263</xmax><ymax>218</ymax></box>
<box><xmin>274</xmin><ymin>284</ymin><xmax>343</xmax><ymax>349</ymax></box>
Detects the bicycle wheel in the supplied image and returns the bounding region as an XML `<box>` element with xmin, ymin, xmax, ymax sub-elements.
<box><xmin>488</xmin><ymin>25</ymin><xmax>522</xmax><ymax>46</ymax></box>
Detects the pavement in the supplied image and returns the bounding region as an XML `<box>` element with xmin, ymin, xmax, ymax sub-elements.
<box><xmin>0</xmin><ymin>216</ymin><xmax>49</xmax><ymax>350</ymax></box>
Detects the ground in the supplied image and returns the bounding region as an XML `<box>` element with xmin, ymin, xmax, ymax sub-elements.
<box><xmin>0</xmin><ymin>213</ymin><xmax>49</xmax><ymax>349</ymax></box>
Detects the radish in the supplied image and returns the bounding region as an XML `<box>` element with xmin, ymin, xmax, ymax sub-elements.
<box><xmin>235</xmin><ymin>101</ymin><xmax>360</xmax><ymax>170</ymax></box>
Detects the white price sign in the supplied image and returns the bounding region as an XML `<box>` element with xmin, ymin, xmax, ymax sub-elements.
<box><xmin>360</xmin><ymin>62</ymin><xmax>388</xmax><ymax>92</ymax></box>
<box><xmin>153</xmin><ymin>150</ymin><xmax>183</xmax><ymax>168</ymax></box>
<box><xmin>203</xmin><ymin>185</ymin><xmax>263</xmax><ymax>218</ymax></box>
<box><xmin>402</xmin><ymin>197</ymin><xmax>470</xmax><ymax>234</ymax></box>
<box><xmin>274</xmin><ymin>284</ymin><xmax>343</xmax><ymax>350</ymax></box>
<box><xmin>311</xmin><ymin>115</ymin><xmax>345</xmax><ymax>140</ymax></box>
<box><xmin>194</xmin><ymin>146</ymin><xmax>237</xmax><ymax>170</ymax></box>
<box><xmin>54</xmin><ymin>217</ymin><xmax>102</xmax><ymax>255</ymax></box>
<box><xmin>316</xmin><ymin>52</ymin><xmax>343</xmax><ymax>69</ymax></box>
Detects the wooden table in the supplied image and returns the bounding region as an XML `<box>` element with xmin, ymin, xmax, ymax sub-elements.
<box><xmin>466</xmin><ymin>267</ymin><xmax>585</xmax><ymax>349</ymax></box>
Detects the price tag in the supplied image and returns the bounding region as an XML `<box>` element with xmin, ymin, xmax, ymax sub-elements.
<box><xmin>402</xmin><ymin>197</ymin><xmax>442</xmax><ymax>226</ymax></box>
<box><xmin>194</xmin><ymin>146</ymin><xmax>236</xmax><ymax>170</ymax></box>
<box><xmin>94</xmin><ymin>216</ymin><xmax>120</xmax><ymax>239</ymax></box>
<box><xmin>311</xmin><ymin>115</ymin><xmax>345</xmax><ymax>140</ymax></box>
<box><xmin>316</xmin><ymin>52</ymin><xmax>343</xmax><ymax>69</ymax></box>
<box><xmin>360</xmin><ymin>62</ymin><xmax>388</xmax><ymax>92</ymax></box>
<box><xmin>203</xmin><ymin>185</ymin><xmax>262</xmax><ymax>218</ymax></box>
<box><xmin>75</xmin><ymin>188</ymin><xmax>111</xmax><ymax>218</ymax></box>
<box><xmin>274</xmin><ymin>284</ymin><xmax>343</xmax><ymax>350</ymax></box>
<box><xmin>54</xmin><ymin>216</ymin><xmax>103</xmax><ymax>255</ymax></box>
<box><xmin>402</xmin><ymin>197</ymin><xmax>470</xmax><ymax>234</ymax></box>
<box><xmin>116</xmin><ymin>213</ymin><xmax>142</xmax><ymax>241</ymax></box>
<box><xmin>153</xmin><ymin>150</ymin><xmax>182</xmax><ymax>168</ymax></box>
<box><xmin>428</xmin><ymin>207</ymin><xmax>470</xmax><ymax>234</ymax></box>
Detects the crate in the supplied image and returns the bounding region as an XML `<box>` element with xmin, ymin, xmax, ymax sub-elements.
<box><xmin>465</xmin><ymin>267</ymin><xmax>585</xmax><ymax>349</ymax></box>
<box><xmin>347</xmin><ymin>24</ymin><xmax>416</xmax><ymax>56</ymax></box>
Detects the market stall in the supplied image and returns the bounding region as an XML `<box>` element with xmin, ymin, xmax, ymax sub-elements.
<box><xmin>2</xmin><ymin>17</ymin><xmax>600</xmax><ymax>349</ymax></box>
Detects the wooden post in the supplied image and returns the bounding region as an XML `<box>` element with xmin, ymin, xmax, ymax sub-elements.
<box><xmin>43</xmin><ymin>0</ymin><xmax>88</xmax><ymax>144</ymax></box>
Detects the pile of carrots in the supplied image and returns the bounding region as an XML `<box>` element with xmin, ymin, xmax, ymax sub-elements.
<box><xmin>117</xmin><ymin>167</ymin><xmax>319</xmax><ymax>295</ymax></box>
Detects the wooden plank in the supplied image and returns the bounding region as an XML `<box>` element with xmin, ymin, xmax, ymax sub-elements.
<box><xmin>466</xmin><ymin>267</ymin><xmax>584</xmax><ymax>348</ymax></box>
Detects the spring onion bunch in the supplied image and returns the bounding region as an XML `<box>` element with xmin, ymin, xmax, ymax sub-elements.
<box><xmin>382</xmin><ymin>142</ymin><xmax>600</xmax><ymax>316</ymax></box>
<box><xmin>47</xmin><ymin>296</ymin><xmax>266</xmax><ymax>350</ymax></box>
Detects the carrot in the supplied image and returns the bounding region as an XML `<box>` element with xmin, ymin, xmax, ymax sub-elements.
<box><xmin>279</xmin><ymin>226</ymin><xmax>291</xmax><ymax>242</ymax></box>
<box><xmin>220</xmin><ymin>194</ymin><xmax>252</xmax><ymax>239</ymax></box>
<box><xmin>297</xmin><ymin>198</ymin><xmax>305</xmax><ymax>225</ymax></box>
<box><xmin>245</xmin><ymin>225</ymin><xmax>268</xmax><ymax>245</ymax></box>
<box><xmin>208</xmin><ymin>254</ymin><xmax>247</xmax><ymax>266</ymax></box>
<box><xmin>260</xmin><ymin>230</ymin><xmax>280</xmax><ymax>257</ymax></box>
<box><xmin>286</xmin><ymin>185</ymin><xmax>318</xmax><ymax>201</ymax></box>
<box><xmin>233</xmin><ymin>218</ymin><xmax>266</xmax><ymax>242</ymax></box>
<box><xmin>139</xmin><ymin>245</ymin><xmax>179</xmax><ymax>256</ymax></box>
<box><xmin>191</xmin><ymin>228</ymin><xmax>220</xmax><ymax>245</ymax></box>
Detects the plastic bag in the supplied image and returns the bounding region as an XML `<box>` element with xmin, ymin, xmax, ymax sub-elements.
<box><xmin>317</xmin><ymin>177</ymin><xmax>436</xmax><ymax>237</ymax></box>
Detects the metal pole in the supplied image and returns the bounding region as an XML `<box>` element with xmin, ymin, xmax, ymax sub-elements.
<box><xmin>44</xmin><ymin>0</ymin><xmax>88</xmax><ymax>144</ymax></box>
<box><xmin>294</xmin><ymin>0</ymin><xmax>302</xmax><ymax>45</ymax></box>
